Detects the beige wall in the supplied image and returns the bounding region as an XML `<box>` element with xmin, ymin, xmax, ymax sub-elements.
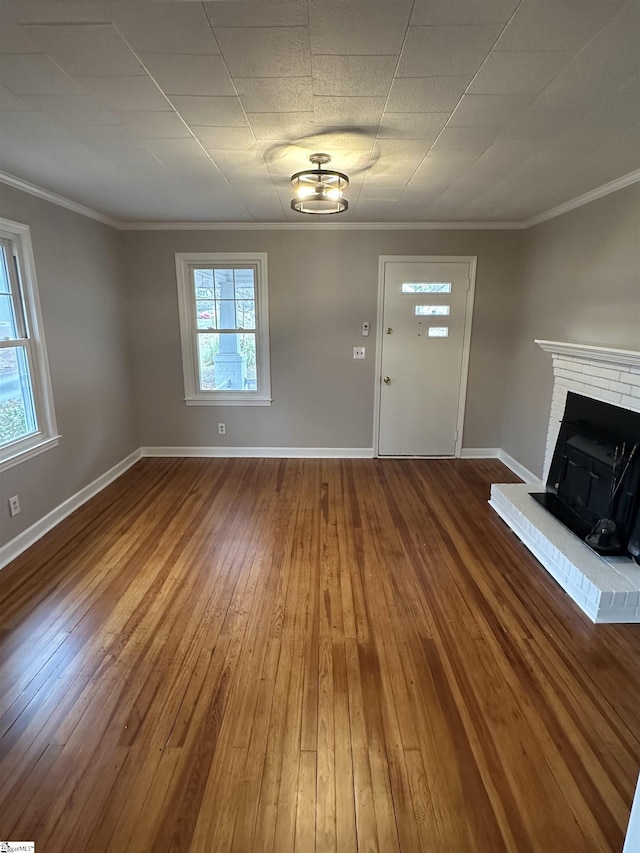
<box><xmin>501</xmin><ymin>183</ymin><xmax>640</xmax><ymax>479</ymax></box>
<box><xmin>0</xmin><ymin>185</ymin><xmax>137</xmax><ymax>546</ymax></box>
<box><xmin>123</xmin><ymin>228</ymin><xmax>521</xmax><ymax>450</ymax></box>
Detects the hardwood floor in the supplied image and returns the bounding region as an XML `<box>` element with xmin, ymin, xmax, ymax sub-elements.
<box><xmin>1</xmin><ymin>457</ymin><xmax>639</xmax><ymax>852</ymax></box>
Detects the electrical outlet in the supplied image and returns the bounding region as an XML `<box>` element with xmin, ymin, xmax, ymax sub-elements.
<box><xmin>353</xmin><ymin>347</ymin><xmax>366</xmax><ymax>359</ymax></box>
<box><xmin>8</xmin><ymin>495</ymin><xmax>20</xmax><ymax>517</ymax></box>
<box><xmin>218</xmin><ymin>423</ymin><xmax>226</xmax><ymax>435</ymax></box>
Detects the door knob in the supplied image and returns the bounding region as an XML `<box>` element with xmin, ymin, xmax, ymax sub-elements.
<box><xmin>386</xmin><ymin>327</ymin><xmax>393</xmax><ymax>334</ymax></box>
<box><xmin>383</xmin><ymin>376</ymin><xmax>391</xmax><ymax>384</ymax></box>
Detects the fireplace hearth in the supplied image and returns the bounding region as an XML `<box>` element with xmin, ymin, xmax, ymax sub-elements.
<box><xmin>490</xmin><ymin>340</ymin><xmax>640</xmax><ymax>623</ymax></box>
<box><xmin>531</xmin><ymin>393</ymin><xmax>640</xmax><ymax>560</ymax></box>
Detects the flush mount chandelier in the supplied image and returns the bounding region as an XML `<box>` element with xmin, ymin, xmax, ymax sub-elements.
<box><xmin>290</xmin><ymin>152</ymin><xmax>349</xmax><ymax>215</ymax></box>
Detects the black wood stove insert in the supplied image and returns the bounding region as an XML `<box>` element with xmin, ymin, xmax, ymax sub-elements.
<box><xmin>531</xmin><ymin>393</ymin><xmax>640</xmax><ymax>562</ymax></box>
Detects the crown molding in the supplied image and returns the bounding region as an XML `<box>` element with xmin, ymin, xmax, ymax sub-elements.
<box><xmin>536</xmin><ymin>339</ymin><xmax>640</xmax><ymax>368</ymax></box>
<box><xmin>2</xmin><ymin>168</ymin><xmax>638</xmax><ymax>232</ymax></box>
<box><xmin>524</xmin><ymin>169</ymin><xmax>640</xmax><ymax>228</ymax></box>
<box><xmin>0</xmin><ymin>171</ymin><xmax>119</xmax><ymax>228</ymax></box>
<box><xmin>118</xmin><ymin>219</ymin><xmax>523</xmax><ymax>231</ymax></box>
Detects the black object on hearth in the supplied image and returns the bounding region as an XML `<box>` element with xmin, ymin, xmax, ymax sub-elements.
<box><xmin>531</xmin><ymin>393</ymin><xmax>640</xmax><ymax>561</ymax></box>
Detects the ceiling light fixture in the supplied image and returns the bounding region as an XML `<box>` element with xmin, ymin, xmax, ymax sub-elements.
<box><xmin>290</xmin><ymin>153</ymin><xmax>349</xmax><ymax>215</ymax></box>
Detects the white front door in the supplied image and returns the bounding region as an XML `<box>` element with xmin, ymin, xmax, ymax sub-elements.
<box><xmin>377</xmin><ymin>257</ymin><xmax>475</xmax><ymax>456</ymax></box>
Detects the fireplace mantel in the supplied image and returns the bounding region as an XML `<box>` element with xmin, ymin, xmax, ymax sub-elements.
<box><xmin>536</xmin><ymin>340</ymin><xmax>640</xmax><ymax>368</ymax></box>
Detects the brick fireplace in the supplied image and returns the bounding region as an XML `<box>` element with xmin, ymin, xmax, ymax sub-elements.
<box><xmin>490</xmin><ymin>340</ymin><xmax>640</xmax><ymax>623</ymax></box>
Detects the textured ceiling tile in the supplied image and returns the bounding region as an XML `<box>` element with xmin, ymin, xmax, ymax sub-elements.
<box><xmin>313</xmin><ymin>96</ymin><xmax>386</xmax><ymax>126</ymax></box>
<box><xmin>448</xmin><ymin>93</ymin><xmax>532</xmax><ymax>126</ymax></box>
<box><xmin>190</xmin><ymin>126</ymin><xmax>256</xmax><ymax>149</ymax></box>
<box><xmin>500</xmin><ymin>110</ymin><xmax>579</xmax><ymax>140</ymax></box>
<box><xmin>0</xmin><ymin>21</ymin><xmax>41</xmax><ymax>54</ymax></box>
<box><xmin>379</xmin><ymin>112</ymin><xmax>450</xmax><ymax>139</ymax></box>
<box><xmin>235</xmin><ymin>78</ymin><xmax>313</xmax><ymax>113</ymax></box>
<box><xmin>528</xmin><ymin>74</ymin><xmax>633</xmax><ymax>112</ymax></box>
<box><xmin>23</xmin><ymin>94</ymin><xmax>119</xmax><ymax>126</ymax></box>
<box><xmin>0</xmin><ymin>54</ymin><xmax>81</xmax><ymax>96</ymax></box>
<box><xmin>581</xmin><ymin>89</ymin><xmax>640</xmax><ymax>126</ymax></box>
<box><xmin>214</xmin><ymin>27</ymin><xmax>310</xmax><ymax>78</ymax></box>
<box><xmin>0</xmin><ymin>85</ymin><xmax>31</xmax><ymax>111</ymax></box>
<box><xmin>613</xmin><ymin>0</ymin><xmax>640</xmax><ymax>21</ymax></box>
<box><xmin>114</xmin><ymin>3</ymin><xmax>220</xmax><ymax>55</ymax></box>
<box><xmin>314</xmin><ymin>128</ymin><xmax>377</xmax><ymax>149</ymax></box>
<box><xmin>411</xmin><ymin>0</ymin><xmax>519</xmax><ymax>26</ymax></box>
<box><xmin>432</xmin><ymin>125</ymin><xmax>502</xmax><ymax>153</ymax></box>
<box><xmin>397</xmin><ymin>25</ymin><xmax>503</xmax><ymax>77</ymax></box>
<box><xmin>71</xmin><ymin>125</ymin><xmax>139</xmax><ymax>147</ymax></box>
<box><xmin>469</xmin><ymin>51</ymin><xmax>576</xmax><ymax>94</ymax></box>
<box><xmin>19</xmin><ymin>23</ymin><xmax>145</xmax><ymax>77</ymax></box>
<box><xmin>563</xmin><ymin>23</ymin><xmax>640</xmax><ymax>75</ymax></box>
<box><xmin>204</xmin><ymin>0</ymin><xmax>308</xmax><ymax>28</ymax></box>
<box><xmin>386</xmin><ymin>77</ymin><xmax>471</xmax><ymax>112</ymax></box>
<box><xmin>248</xmin><ymin>111</ymin><xmax>314</xmax><ymax>140</ymax></box>
<box><xmin>494</xmin><ymin>1</ymin><xmax>624</xmax><ymax>53</ymax></box>
<box><xmin>3</xmin><ymin>111</ymin><xmax>70</xmax><ymax>138</ymax></box>
<box><xmin>169</xmin><ymin>96</ymin><xmax>248</xmax><ymax>127</ymax></box>
<box><xmin>78</xmin><ymin>76</ymin><xmax>171</xmax><ymax>112</ymax></box>
<box><xmin>141</xmin><ymin>54</ymin><xmax>235</xmax><ymax>97</ymax></box>
<box><xmin>548</xmin><ymin>124</ymin><xmax>625</xmax><ymax>149</ymax></box>
<box><xmin>142</xmin><ymin>138</ymin><xmax>209</xmax><ymax>163</ymax></box>
<box><xmin>114</xmin><ymin>111</ymin><xmax>191</xmax><ymax>139</ymax></box>
<box><xmin>312</xmin><ymin>56</ymin><xmax>397</xmax><ymax>97</ymax></box>
<box><xmin>309</xmin><ymin>0</ymin><xmax>413</xmax><ymax>55</ymax></box>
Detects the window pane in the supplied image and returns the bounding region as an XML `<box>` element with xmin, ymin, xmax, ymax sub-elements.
<box><xmin>196</xmin><ymin>300</ymin><xmax>216</xmax><ymax>329</ymax></box>
<box><xmin>0</xmin><ymin>346</ymin><xmax>37</xmax><ymax>445</ymax></box>
<box><xmin>213</xmin><ymin>268</ymin><xmax>235</xmax><ymax>299</ymax></box>
<box><xmin>402</xmin><ymin>282</ymin><xmax>451</xmax><ymax>294</ymax></box>
<box><xmin>217</xmin><ymin>300</ymin><xmax>237</xmax><ymax>329</ymax></box>
<box><xmin>234</xmin><ymin>269</ymin><xmax>255</xmax><ymax>300</ymax></box>
<box><xmin>0</xmin><ymin>293</ymin><xmax>17</xmax><ymax>339</ymax></box>
<box><xmin>236</xmin><ymin>300</ymin><xmax>255</xmax><ymax>330</ymax></box>
<box><xmin>428</xmin><ymin>326</ymin><xmax>449</xmax><ymax>338</ymax></box>
<box><xmin>197</xmin><ymin>333</ymin><xmax>257</xmax><ymax>391</ymax></box>
<box><xmin>415</xmin><ymin>305</ymin><xmax>450</xmax><ymax>316</ymax></box>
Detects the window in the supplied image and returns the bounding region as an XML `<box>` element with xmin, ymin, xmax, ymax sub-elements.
<box><xmin>175</xmin><ymin>253</ymin><xmax>271</xmax><ymax>405</ymax></box>
<box><xmin>415</xmin><ymin>305</ymin><xmax>450</xmax><ymax>316</ymax></box>
<box><xmin>0</xmin><ymin>217</ymin><xmax>58</xmax><ymax>472</ymax></box>
<box><xmin>401</xmin><ymin>282</ymin><xmax>452</xmax><ymax>294</ymax></box>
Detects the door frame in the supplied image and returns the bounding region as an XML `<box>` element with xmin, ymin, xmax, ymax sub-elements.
<box><xmin>373</xmin><ymin>255</ymin><xmax>478</xmax><ymax>458</ymax></box>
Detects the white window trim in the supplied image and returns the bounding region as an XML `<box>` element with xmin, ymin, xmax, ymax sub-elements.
<box><xmin>0</xmin><ymin>217</ymin><xmax>59</xmax><ymax>474</ymax></box>
<box><xmin>175</xmin><ymin>252</ymin><xmax>272</xmax><ymax>406</ymax></box>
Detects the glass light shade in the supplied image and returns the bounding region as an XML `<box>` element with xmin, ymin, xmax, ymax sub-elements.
<box><xmin>290</xmin><ymin>153</ymin><xmax>349</xmax><ymax>215</ymax></box>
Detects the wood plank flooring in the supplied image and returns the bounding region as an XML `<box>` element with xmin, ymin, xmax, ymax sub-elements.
<box><xmin>1</xmin><ymin>457</ymin><xmax>639</xmax><ymax>852</ymax></box>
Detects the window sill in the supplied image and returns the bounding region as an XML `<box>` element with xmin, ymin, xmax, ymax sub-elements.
<box><xmin>0</xmin><ymin>434</ymin><xmax>60</xmax><ymax>474</ymax></box>
<box><xmin>185</xmin><ymin>397</ymin><xmax>272</xmax><ymax>407</ymax></box>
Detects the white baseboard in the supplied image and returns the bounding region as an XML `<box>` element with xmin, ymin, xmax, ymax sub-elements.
<box><xmin>0</xmin><ymin>448</ymin><xmax>142</xmax><ymax>571</ymax></box>
<box><xmin>460</xmin><ymin>447</ymin><xmax>500</xmax><ymax>459</ymax></box>
<box><xmin>461</xmin><ymin>447</ymin><xmax>542</xmax><ymax>485</ymax></box>
<box><xmin>141</xmin><ymin>446</ymin><xmax>375</xmax><ymax>459</ymax></box>
<box><xmin>497</xmin><ymin>450</ymin><xmax>542</xmax><ymax>485</ymax></box>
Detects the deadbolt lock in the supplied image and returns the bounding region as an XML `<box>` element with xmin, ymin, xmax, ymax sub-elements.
<box><xmin>383</xmin><ymin>376</ymin><xmax>391</xmax><ymax>384</ymax></box>
<box><xmin>386</xmin><ymin>327</ymin><xmax>393</xmax><ymax>334</ymax></box>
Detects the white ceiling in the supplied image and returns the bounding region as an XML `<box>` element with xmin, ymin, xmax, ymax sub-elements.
<box><xmin>0</xmin><ymin>0</ymin><xmax>638</xmax><ymax>224</ymax></box>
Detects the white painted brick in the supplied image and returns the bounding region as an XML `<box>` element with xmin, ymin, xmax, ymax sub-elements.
<box><xmin>581</xmin><ymin>375</ymin><xmax>613</xmax><ymax>390</ymax></box>
<box><xmin>612</xmin><ymin>591</ymin><xmax>627</xmax><ymax>608</ymax></box>
<box><xmin>600</xmin><ymin>591</ymin><xmax>613</xmax><ymax>607</ymax></box>
<box><xmin>621</xmin><ymin>394</ymin><xmax>640</xmax><ymax>412</ymax></box>
<box><xmin>626</xmin><ymin>591</ymin><xmax>640</xmax><ymax>608</ymax></box>
<box><xmin>608</xmin><ymin>380</ymin><xmax>632</xmax><ymax>394</ymax></box>
<box><xmin>625</xmin><ymin>372</ymin><xmax>640</xmax><ymax>387</ymax></box>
